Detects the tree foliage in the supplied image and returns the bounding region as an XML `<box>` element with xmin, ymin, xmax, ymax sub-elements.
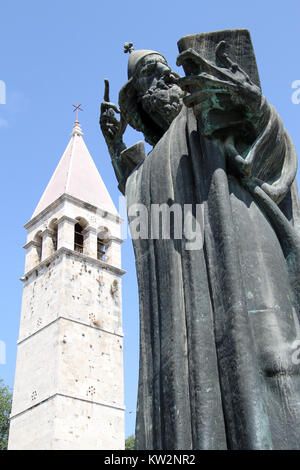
<box><xmin>0</xmin><ymin>379</ymin><xmax>12</xmax><ymax>450</ymax></box>
<box><xmin>125</xmin><ymin>434</ymin><xmax>135</xmax><ymax>450</ymax></box>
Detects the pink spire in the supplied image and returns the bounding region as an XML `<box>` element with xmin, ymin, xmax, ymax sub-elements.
<box><xmin>31</xmin><ymin>119</ymin><xmax>118</xmax><ymax>219</ymax></box>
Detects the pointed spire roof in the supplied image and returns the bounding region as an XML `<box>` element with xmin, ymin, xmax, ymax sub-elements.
<box><xmin>32</xmin><ymin>121</ymin><xmax>118</xmax><ymax>219</ymax></box>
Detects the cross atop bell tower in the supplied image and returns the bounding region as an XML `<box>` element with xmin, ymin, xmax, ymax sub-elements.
<box><xmin>8</xmin><ymin>117</ymin><xmax>125</xmax><ymax>450</ymax></box>
<box><xmin>72</xmin><ymin>102</ymin><xmax>83</xmax><ymax>123</ymax></box>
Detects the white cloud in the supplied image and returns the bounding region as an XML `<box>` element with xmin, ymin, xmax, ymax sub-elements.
<box><xmin>0</xmin><ymin>80</ymin><xmax>6</xmax><ymax>104</ymax></box>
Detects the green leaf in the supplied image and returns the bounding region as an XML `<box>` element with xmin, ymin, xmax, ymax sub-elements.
<box><xmin>0</xmin><ymin>379</ymin><xmax>12</xmax><ymax>450</ymax></box>
<box><xmin>125</xmin><ymin>434</ymin><xmax>135</xmax><ymax>451</ymax></box>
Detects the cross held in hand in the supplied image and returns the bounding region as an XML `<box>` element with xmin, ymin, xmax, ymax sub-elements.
<box><xmin>124</xmin><ymin>42</ymin><xmax>134</xmax><ymax>54</ymax></box>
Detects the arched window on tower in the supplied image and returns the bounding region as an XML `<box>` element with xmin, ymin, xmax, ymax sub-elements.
<box><xmin>34</xmin><ymin>231</ymin><xmax>43</xmax><ymax>263</ymax></box>
<box><xmin>74</xmin><ymin>223</ymin><xmax>84</xmax><ymax>253</ymax></box>
<box><xmin>49</xmin><ymin>219</ymin><xmax>58</xmax><ymax>251</ymax></box>
<box><xmin>97</xmin><ymin>237</ymin><xmax>107</xmax><ymax>261</ymax></box>
<box><xmin>97</xmin><ymin>227</ymin><xmax>110</xmax><ymax>262</ymax></box>
<box><xmin>74</xmin><ymin>217</ymin><xmax>89</xmax><ymax>253</ymax></box>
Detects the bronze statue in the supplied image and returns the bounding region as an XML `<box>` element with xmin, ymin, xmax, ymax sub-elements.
<box><xmin>100</xmin><ymin>29</ymin><xmax>300</xmax><ymax>450</ymax></box>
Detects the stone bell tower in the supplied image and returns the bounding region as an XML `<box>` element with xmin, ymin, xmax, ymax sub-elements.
<box><xmin>8</xmin><ymin>119</ymin><xmax>125</xmax><ymax>450</ymax></box>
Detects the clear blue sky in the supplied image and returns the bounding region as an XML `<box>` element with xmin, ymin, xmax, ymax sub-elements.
<box><xmin>0</xmin><ymin>0</ymin><xmax>299</xmax><ymax>439</ymax></box>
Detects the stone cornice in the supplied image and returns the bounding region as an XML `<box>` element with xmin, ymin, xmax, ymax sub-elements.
<box><xmin>21</xmin><ymin>246</ymin><xmax>126</xmax><ymax>279</ymax></box>
<box><xmin>23</xmin><ymin>240</ymin><xmax>41</xmax><ymax>250</ymax></box>
<box><xmin>110</xmin><ymin>236</ymin><xmax>123</xmax><ymax>244</ymax></box>
<box><xmin>24</xmin><ymin>196</ymin><xmax>64</xmax><ymax>229</ymax></box>
<box><xmin>24</xmin><ymin>193</ymin><xmax>123</xmax><ymax>230</ymax></box>
<box><xmin>10</xmin><ymin>392</ymin><xmax>125</xmax><ymax>421</ymax></box>
<box><xmin>56</xmin><ymin>215</ymin><xmax>78</xmax><ymax>226</ymax></box>
<box><xmin>41</xmin><ymin>227</ymin><xmax>55</xmax><ymax>237</ymax></box>
<box><xmin>82</xmin><ymin>226</ymin><xmax>97</xmax><ymax>235</ymax></box>
<box><xmin>17</xmin><ymin>315</ymin><xmax>124</xmax><ymax>346</ymax></box>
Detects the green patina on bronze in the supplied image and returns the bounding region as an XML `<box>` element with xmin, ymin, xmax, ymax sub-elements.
<box><xmin>100</xmin><ymin>29</ymin><xmax>300</xmax><ymax>450</ymax></box>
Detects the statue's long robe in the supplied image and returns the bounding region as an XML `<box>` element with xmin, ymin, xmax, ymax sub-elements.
<box><xmin>125</xmin><ymin>105</ymin><xmax>300</xmax><ymax>450</ymax></box>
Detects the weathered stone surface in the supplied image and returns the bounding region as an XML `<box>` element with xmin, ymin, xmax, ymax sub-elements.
<box><xmin>9</xmin><ymin>125</ymin><xmax>125</xmax><ymax>450</ymax></box>
<box><xmin>9</xmin><ymin>394</ymin><xmax>123</xmax><ymax>450</ymax></box>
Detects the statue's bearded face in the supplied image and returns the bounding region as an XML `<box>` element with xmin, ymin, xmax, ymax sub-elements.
<box><xmin>135</xmin><ymin>55</ymin><xmax>184</xmax><ymax>131</ymax></box>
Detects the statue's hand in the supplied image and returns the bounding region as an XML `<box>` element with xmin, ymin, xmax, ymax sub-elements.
<box><xmin>100</xmin><ymin>79</ymin><xmax>127</xmax><ymax>156</ymax></box>
<box><xmin>176</xmin><ymin>41</ymin><xmax>263</xmax><ymax>137</ymax></box>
